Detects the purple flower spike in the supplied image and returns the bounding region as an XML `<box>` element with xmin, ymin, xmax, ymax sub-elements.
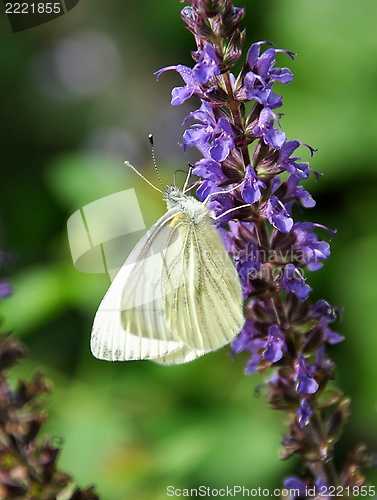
<box><xmin>159</xmin><ymin>2</ymin><xmax>354</xmax><ymax>490</ymax></box>
<box><xmin>294</xmin><ymin>354</ymin><xmax>319</xmax><ymax>395</ymax></box>
<box><xmin>193</xmin><ymin>44</ymin><xmax>221</xmax><ymax>84</ymax></box>
<box><xmin>283</xmin><ymin>263</ymin><xmax>311</xmax><ymax>300</ymax></box>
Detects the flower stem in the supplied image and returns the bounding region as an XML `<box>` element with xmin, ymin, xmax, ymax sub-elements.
<box><xmin>309</xmin><ymin>414</ymin><xmax>339</xmax><ymax>487</ymax></box>
<box><xmin>223</xmin><ymin>71</ymin><xmax>251</xmax><ymax>167</ymax></box>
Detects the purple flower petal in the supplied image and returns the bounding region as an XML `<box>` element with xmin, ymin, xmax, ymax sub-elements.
<box><xmin>294</xmin><ymin>355</ymin><xmax>319</xmax><ymax>395</ymax></box>
<box><xmin>241</xmin><ymin>165</ymin><xmax>266</xmax><ymax>204</ymax></box>
<box><xmin>283</xmin><ymin>477</ymin><xmax>307</xmax><ymax>497</ymax></box>
<box><xmin>263</xmin><ymin>325</ymin><xmax>287</xmax><ymax>363</ymax></box>
<box><xmin>193</xmin><ymin>44</ymin><xmax>220</xmax><ymax>84</ymax></box>
<box><xmin>155</xmin><ymin>64</ymin><xmax>203</xmax><ymax>105</ymax></box>
<box><xmin>261</xmin><ymin>196</ymin><xmax>293</xmax><ymax>233</ymax></box>
<box><xmin>283</xmin><ymin>263</ymin><xmax>311</xmax><ymax>300</ymax></box>
<box><xmin>296</xmin><ymin>398</ymin><xmax>313</xmax><ymax>427</ymax></box>
<box><xmin>293</xmin><ymin>222</ymin><xmax>332</xmax><ymax>270</ymax></box>
<box><xmin>312</xmin><ymin>300</ymin><xmax>338</xmax><ymax>323</ymax></box>
<box><xmin>246</xmin><ymin>43</ymin><xmax>260</xmax><ymax>68</ymax></box>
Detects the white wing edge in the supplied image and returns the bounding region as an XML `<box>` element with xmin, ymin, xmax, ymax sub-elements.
<box><xmin>91</xmin><ymin>260</ymin><xmax>182</xmax><ymax>361</ymax></box>
<box><xmin>153</xmin><ymin>345</ymin><xmax>211</xmax><ymax>365</ymax></box>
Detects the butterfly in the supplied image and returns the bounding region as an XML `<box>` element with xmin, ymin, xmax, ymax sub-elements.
<box><xmin>90</xmin><ymin>162</ymin><xmax>245</xmax><ymax>365</ymax></box>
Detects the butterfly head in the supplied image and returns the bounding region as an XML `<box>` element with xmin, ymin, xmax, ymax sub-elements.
<box><xmin>163</xmin><ymin>186</ymin><xmax>188</xmax><ymax>208</ymax></box>
<box><xmin>163</xmin><ymin>185</ymin><xmax>211</xmax><ymax>223</ymax></box>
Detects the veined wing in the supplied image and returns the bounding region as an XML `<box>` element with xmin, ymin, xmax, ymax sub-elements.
<box><xmin>119</xmin><ymin>207</ymin><xmax>189</xmax><ymax>345</ymax></box>
<box><xmin>163</xmin><ymin>213</ymin><xmax>245</xmax><ymax>351</ymax></box>
<box><xmin>91</xmin><ymin>208</ymin><xmax>186</xmax><ymax>361</ymax></box>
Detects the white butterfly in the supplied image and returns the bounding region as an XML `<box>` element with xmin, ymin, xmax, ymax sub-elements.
<box><xmin>91</xmin><ymin>167</ymin><xmax>245</xmax><ymax>365</ymax></box>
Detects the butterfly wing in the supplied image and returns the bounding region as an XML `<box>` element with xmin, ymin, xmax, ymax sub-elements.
<box><xmin>91</xmin><ymin>208</ymin><xmax>186</xmax><ymax>361</ymax></box>
<box><xmin>153</xmin><ymin>344</ymin><xmax>209</xmax><ymax>365</ymax></box>
<box><xmin>91</xmin><ymin>201</ymin><xmax>245</xmax><ymax>364</ymax></box>
<box><xmin>162</xmin><ymin>211</ymin><xmax>245</xmax><ymax>352</ymax></box>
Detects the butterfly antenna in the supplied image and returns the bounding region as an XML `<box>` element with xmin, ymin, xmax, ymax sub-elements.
<box><xmin>213</xmin><ymin>203</ymin><xmax>251</xmax><ymax>220</ymax></box>
<box><xmin>203</xmin><ymin>179</ymin><xmax>246</xmax><ymax>206</ymax></box>
<box><xmin>182</xmin><ymin>164</ymin><xmax>193</xmax><ymax>193</ymax></box>
<box><xmin>148</xmin><ymin>134</ymin><xmax>164</xmax><ymax>189</ymax></box>
<box><xmin>124</xmin><ymin>161</ymin><xmax>163</xmax><ymax>193</ymax></box>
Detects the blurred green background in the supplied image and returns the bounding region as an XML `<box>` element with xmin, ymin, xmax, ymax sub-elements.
<box><xmin>1</xmin><ymin>0</ymin><xmax>377</xmax><ymax>498</ymax></box>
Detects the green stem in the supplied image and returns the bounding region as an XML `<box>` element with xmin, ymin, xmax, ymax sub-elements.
<box><xmin>223</xmin><ymin>72</ymin><xmax>251</xmax><ymax>168</ymax></box>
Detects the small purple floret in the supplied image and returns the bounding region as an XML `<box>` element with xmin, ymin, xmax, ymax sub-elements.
<box><xmin>261</xmin><ymin>196</ymin><xmax>293</xmax><ymax>233</ymax></box>
<box><xmin>283</xmin><ymin>263</ymin><xmax>311</xmax><ymax>300</ymax></box>
<box><xmin>296</xmin><ymin>398</ymin><xmax>313</xmax><ymax>427</ymax></box>
<box><xmin>193</xmin><ymin>44</ymin><xmax>221</xmax><ymax>84</ymax></box>
<box><xmin>252</xmin><ymin>108</ymin><xmax>286</xmax><ymax>149</ymax></box>
<box><xmin>155</xmin><ymin>65</ymin><xmax>203</xmax><ymax>105</ymax></box>
<box><xmin>283</xmin><ymin>477</ymin><xmax>307</xmax><ymax>497</ymax></box>
<box><xmin>263</xmin><ymin>325</ymin><xmax>287</xmax><ymax>363</ymax></box>
<box><xmin>241</xmin><ymin>165</ymin><xmax>266</xmax><ymax>204</ymax></box>
<box><xmin>293</xmin><ymin>222</ymin><xmax>331</xmax><ymax>271</ymax></box>
<box><xmin>183</xmin><ymin>101</ymin><xmax>235</xmax><ymax>161</ymax></box>
<box><xmin>294</xmin><ymin>354</ymin><xmax>319</xmax><ymax>395</ymax></box>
